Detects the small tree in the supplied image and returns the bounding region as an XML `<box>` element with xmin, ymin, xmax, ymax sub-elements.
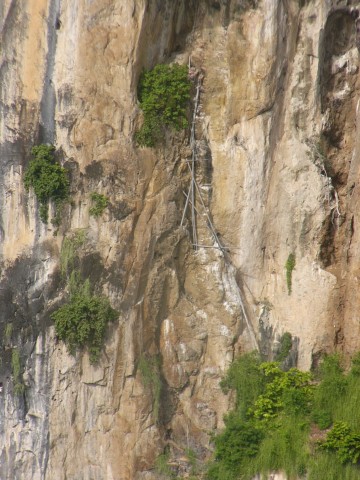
<box><xmin>52</xmin><ymin>276</ymin><xmax>118</xmax><ymax>364</ymax></box>
<box><xmin>135</xmin><ymin>63</ymin><xmax>191</xmax><ymax>147</ymax></box>
<box><xmin>24</xmin><ymin>144</ymin><xmax>69</xmax><ymax>223</ymax></box>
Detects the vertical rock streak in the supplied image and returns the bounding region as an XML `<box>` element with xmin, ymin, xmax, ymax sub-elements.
<box><xmin>39</xmin><ymin>0</ymin><xmax>61</xmax><ymax>144</ymax></box>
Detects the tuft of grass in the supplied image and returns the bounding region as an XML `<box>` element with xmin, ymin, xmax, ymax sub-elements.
<box><xmin>138</xmin><ymin>354</ymin><xmax>162</xmax><ymax>422</ymax></box>
<box><xmin>60</xmin><ymin>230</ymin><xmax>86</xmax><ymax>277</ymax></box>
<box><xmin>308</xmin><ymin>452</ymin><xmax>360</xmax><ymax>480</ymax></box>
<box><xmin>249</xmin><ymin>417</ymin><xmax>310</xmax><ymax>479</ymax></box>
<box><xmin>220</xmin><ymin>351</ymin><xmax>265</xmax><ymax>419</ymax></box>
<box><xmin>11</xmin><ymin>348</ymin><xmax>25</xmax><ymax>396</ymax></box>
<box><xmin>155</xmin><ymin>451</ymin><xmax>174</xmax><ymax>477</ymax></box>
<box><xmin>4</xmin><ymin>323</ymin><xmax>13</xmax><ymax>344</ymax></box>
<box><xmin>312</xmin><ymin>354</ymin><xmax>347</xmax><ymax>429</ymax></box>
<box><xmin>285</xmin><ymin>253</ymin><xmax>296</xmax><ymax>295</ymax></box>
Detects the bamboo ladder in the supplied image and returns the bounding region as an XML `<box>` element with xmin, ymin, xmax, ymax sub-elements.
<box><xmin>181</xmin><ymin>61</ymin><xmax>225</xmax><ymax>253</ymax></box>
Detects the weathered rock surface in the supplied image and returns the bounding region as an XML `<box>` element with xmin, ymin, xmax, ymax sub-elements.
<box><xmin>1</xmin><ymin>0</ymin><xmax>360</xmax><ymax>478</ymax></box>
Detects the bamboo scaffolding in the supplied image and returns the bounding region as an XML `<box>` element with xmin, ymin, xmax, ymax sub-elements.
<box><xmin>180</xmin><ymin>189</ymin><xmax>191</xmax><ymax>227</ymax></box>
<box><xmin>180</xmin><ymin>63</ymin><xmax>259</xmax><ymax>352</ymax></box>
<box><xmin>181</xmin><ymin>70</ymin><xmax>226</xmax><ymax>253</ymax></box>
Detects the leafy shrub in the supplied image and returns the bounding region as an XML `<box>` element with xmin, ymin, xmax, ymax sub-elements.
<box><xmin>285</xmin><ymin>253</ymin><xmax>296</xmax><ymax>295</ymax></box>
<box><xmin>24</xmin><ymin>144</ymin><xmax>69</xmax><ymax>223</ymax></box>
<box><xmin>51</xmin><ymin>278</ymin><xmax>117</xmax><ymax>363</ymax></box>
<box><xmin>135</xmin><ymin>63</ymin><xmax>191</xmax><ymax>147</ymax></box>
<box><xmin>252</xmin><ymin>364</ymin><xmax>313</xmax><ymax>420</ymax></box>
<box><xmin>213</xmin><ymin>416</ymin><xmax>263</xmax><ymax>476</ymax></box>
<box><xmin>89</xmin><ymin>192</ymin><xmax>109</xmax><ymax>217</ymax></box>
<box><xmin>320</xmin><ymin>422</ymin><xmax>360</xmax><ymax>464</ymax></box>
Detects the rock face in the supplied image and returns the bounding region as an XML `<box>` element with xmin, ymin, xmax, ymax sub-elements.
<box><xmin>1</xmin><ymin>0</ymin><xmax>360</xmax><ymax>478</ymax></box>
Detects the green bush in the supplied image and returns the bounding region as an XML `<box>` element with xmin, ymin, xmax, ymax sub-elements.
<box><xmin>135</xmin><ymin>63</ymin><xmax>191</xmax><ymax>147</ymax></box>
<box><xmin>207</xmin><ymin>352</ymin><xmax>360</xmax><ymax>480</ymax></box>
<box><xmin>24</xmin><ymin>144</ymin><xmax>69</xmax><ymax>223</ymax></box>
<box><xmin>51</xmin><ymin>278</ymin><xmax>117</xmax><ymax>363</ymax></box>
<box><xmin>312</xmin><ymin>410</ymin><xmax>332</xmax><ymax>430</ymax></box>
<box><xmin>212</xmin><ymin>417</ymin><xmax>263</xmax><ymax>477</ymax></box>
<box><xmin>320</xmin><ymin>422</ymin><xmax>360</xmax><ymax>464</ymax></box>
<box><xmin>285</xmin><ymin>253</ymin><xmax>296</xmax><ymax>295</ymax></box>
<box><xmin>252</xmin><ymin>363</ymin><xmax>313</xmax><ymax>421</ymax></box>
<box><xmin>89</xmin><ymin>192</ymin><xmax>109</xmax><ymax>217</ymax></box>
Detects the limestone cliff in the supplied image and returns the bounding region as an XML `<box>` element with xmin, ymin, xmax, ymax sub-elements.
<box><xmin>1</xmin><ymin>0</ymin><xmax>360</xmax><ymax>478</ymax></box>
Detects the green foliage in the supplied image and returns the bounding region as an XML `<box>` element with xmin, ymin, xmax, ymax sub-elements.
<box><xmin>207</xmin><ymin>352</ymin><xmax>360</xmax><ymax>480</ymax></box>
<box><xmin>307</xmin><ymin>453</ymin><xmax>360</xmax><ymax>480</ymax></box>
<box><xmin>249</xmin><ymin>418</ymin><xmax>310</xmax><ymax>479</ymax></box>
<box><xmin>89</xmin><ymin>192</ymin><xmax>109</xmax><ymax>217</ymax></box>
<box><xmin>212</xmin><ymin>416</ymin><xmax>263</xmax><ymax>478</ymax></box>
<box><xmin>252</xmin><ymin>364</ymin><xmax>313</xmax><ymax>421</ymax></box>
<box><xmin>4</xmin><ymin>323</ymin><xmax>13</xmax><ymax>344</ymax></box>
<box><xmin>155</xmin><ymin>451</ymin><xmax>174</xmax><ymax>477</ymax></box>
<box><xmin>11</xmin><ymin>348</ymin><xmax>25</xmax><ymax>396</ymax></box>
<box><xmin>51</xmin><ymin>279</ymin><xmax>117</xmax><ymax>364</ymax></box>
<box><xmin>319</xmin><ymin>422</ymin><xmax>360</xmax><ymax>464</ymax></box>
<box><xmin>135</xmin><ymin>63</ymin><xmax>191</xmax><ymax>147</ymax></box>
<box><xmin>60</xmin><ymin>230</ymin><xmax>86</xmax><ymax>277</ymax></box>
<box><xmin>285</xmin><ymin>253</ymin><xmax>296</xmax><ymax>295</ymax></box>
<box><xmin>138</xmin><ymin>354</ymin><xmax>162</xmax><ymax>422</ymax></box>
<box><xmin>56</xmin><ymin>230</ymin><xmax>116</xmax><ymax>364</ymax></box>
<box><xmin>185</xmin><ymin>448</ymin><xmax>199</xmax><ymax>476</ymax></box>
<box><xmin>312</xmin><ymin>410</ymin><xmax>332</xmax><ymax>430</ymax></box>
<box><xmin>350</xmin><ymin>352</ymin><xmax>360</xmax><ymax>377</ymax></box>
<box><xmin>275</xmin><ymin>332</ymin><xmax>293</xmax><ymax>361</ymax></box>
<box><xmin>24</xmin><ymin>144</ymin><xmax>69</xmax><ymax>223</ymax></box>
<box><xmin>11</xmin><ymin>348</ymin><xmax>21</xmax><ymax>380</ymax></box>
<box><xmin>312</xmin><ymin>354</ymin><xmax>347</xmax><ymax>429</ymax></box>
<box><xmin>220</xmin><ymin>351</ymin><xmax>264</xmax><ymax>419</ymax></box>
